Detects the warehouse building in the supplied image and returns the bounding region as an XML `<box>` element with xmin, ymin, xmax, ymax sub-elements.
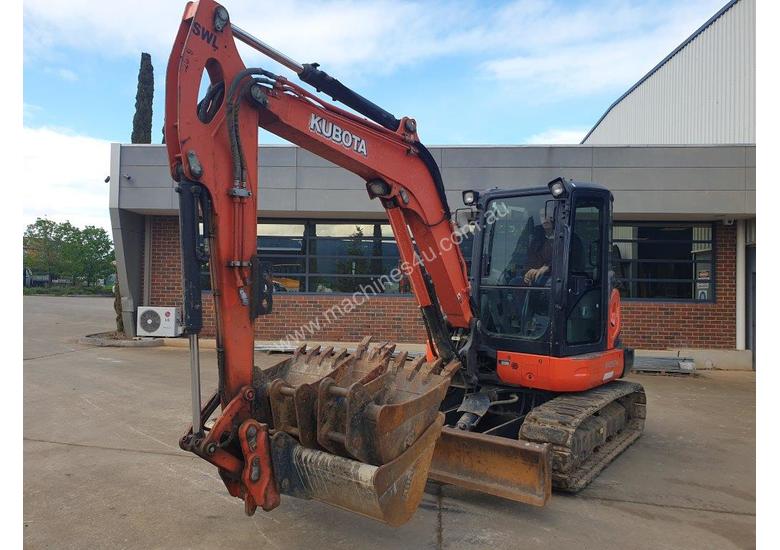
<box><xmin>110</xmin><ymin>0</ymin><xmax>755</xmax><ymax>366</ymax></box>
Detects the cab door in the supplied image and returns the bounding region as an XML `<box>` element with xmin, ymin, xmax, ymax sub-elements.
<box><xmin>559</xmin><ymin>190</ymin><xmax>611</xmax><ymax>356</ymax></box>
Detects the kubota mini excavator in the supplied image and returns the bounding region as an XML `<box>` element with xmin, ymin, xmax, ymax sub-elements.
<box><xmin>165</xmin><ymin>0</ymin><xmax>646</xmax><ymax>526</ymax></box>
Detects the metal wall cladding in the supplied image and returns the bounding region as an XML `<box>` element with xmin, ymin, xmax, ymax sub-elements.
<box><xmin>585</xmin><ymin>0</ymin><xmax>755</xmax><ymax>145</ymax></box>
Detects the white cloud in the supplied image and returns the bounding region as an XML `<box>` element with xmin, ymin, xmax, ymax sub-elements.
<box><xmin>23</xmin><ymin>127</ymin><xmax>112</xmax><ymax>233</ymax></box>
<box><xmin>525</xmin><ymin>127</ymin><xmax>588</xmax><ymax>144</ymax></box>
<box><xmin>481</xmin><ymin>0</ymin><xmax>724</xmax><ymax>99</ymax></box>
<box><xmin>23</xmin><ymin>0</ymin><xmax>724</xmax><ymax>92</ymax></box>
<box><xmin>22</xmin><ymin>0</ymin><xmax>471</xmax><ymax>77</ymax></box>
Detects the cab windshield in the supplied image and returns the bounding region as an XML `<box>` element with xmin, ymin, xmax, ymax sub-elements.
<box><xmin>479</xmin><ymin>194</ymin><xmax>554</xmax><ymax>341</ymax></box>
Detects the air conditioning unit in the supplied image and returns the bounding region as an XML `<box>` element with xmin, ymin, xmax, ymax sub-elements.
<box><xmin>136</xmin><ymin>306</ymin><xmax>183</xmax><ymax>337</ymax></box>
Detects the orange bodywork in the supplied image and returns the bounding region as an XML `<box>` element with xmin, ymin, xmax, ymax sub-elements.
<box><xmin>607</xmin><ymin>288</ymin><xmax>622</xmax><ymax>349</ymax></box>
<box><xmin>165</xmin><ymin>0</ymin><xmax>259</xmax><ymax>402</ymax></box>
<box><xmin>496</xmin><ymin>348</ymin><xmax>626</xmax><ymax>393</ymax></box>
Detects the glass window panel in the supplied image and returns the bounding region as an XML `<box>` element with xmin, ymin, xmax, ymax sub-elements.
<box><xmin>258</xmin><ymin>235</ymin><xmax>305</xmax><ymax>255</ymax></box>
<box><xmin>309</xmin><ymin>237</ymin><xmax>398</xmax><ymax>257</ymax></box>
<box><xmin>616</xmin><ymin>280</ymin><xmax>696</xmax><ymax>300</ymax></box>
<box><xmin>272</xmin><ymin>276</ymin><xmax>304</xmax><ymax>293</ymax></box>
<box><xmin>257</xmin><ymin>223</ymin><xmax>306</xmax><ymax>255</ymax></box>
<box><xmin>309</xmin><ymin>257</ymin><xmax>402</xmax><ymax>276</ymax></box>
<box><xmin>479</xmin><ymin>287</ymin><xmax>551</xmax><ymax>340</ymax></box>
<box><xmin>480</xmin><ymin>194</ymin><xmax>554</xmax><ymax>287</ymax></box>
<box><xmin>309</xmin><ymin>276</ymin><xmax>403</xmax><ymax>294</ymax></box>
<box><xmin>267</xmin><ymin>258</ymin><xmax>306</xmax><ymax>274</ymax></box>
<box><xmin>635</xmin><ymin>260</ymin><xmax>693</xmax><ymax>281</ymax></box>
<box><xmin>313</xmin><ymin>223</ymin><xmax>394</xmax><ymax>238</ymax></box>
<box><xmin>257</xmin><ymin>223</ymin><xmax>305</xmax><ymax>237</ymax></box>
<box><xmin>567</xmin><ymin>198</ymin><xmax>604</xmax><ymax>345</ymax></box>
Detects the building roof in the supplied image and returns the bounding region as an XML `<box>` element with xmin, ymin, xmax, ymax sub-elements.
<box><xmin>580</xmin><ymin>0</ymin><xmax>741</xmax><ymax>144</ymax></box>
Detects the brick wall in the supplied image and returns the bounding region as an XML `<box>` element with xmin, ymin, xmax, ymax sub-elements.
<box><xmin>148</xmin><ymin>216</ymin><xmax>426</xmax><ymax>341</ymax></box>
<box><xmin>148</xmin><ymin>216</ymin><xmax>737</xmax><ymax>349</ymax></box>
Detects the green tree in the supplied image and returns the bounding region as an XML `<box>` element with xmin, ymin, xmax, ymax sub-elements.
<box><xmin>23</xmin><ymin>219</ymin><xmax>114</xmax><ymax>287</ymax></box>
<box><xmin>57</xmin><ymin>221</ymin><xmax>82</xmax><ymax>283</ymax></box>
<box><xmin>24</xmin><ymin>218</ymin><xmax>66</xmax><ymax>283</ymax></box>
<box><xmin>131</xmin><ymin>52</ymin><xmax>154</xmax><ymax>144</ymax></box>
<box><xmin>71</xmin><ymin>226</ymin><xmax>115</xmax><ymax>286</ymax></box>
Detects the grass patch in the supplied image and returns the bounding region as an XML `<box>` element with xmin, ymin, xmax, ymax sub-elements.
<box><xmin>24</xmin><ymin>286</ymin><xmax>114</xmax><ymax>297</ymax></box>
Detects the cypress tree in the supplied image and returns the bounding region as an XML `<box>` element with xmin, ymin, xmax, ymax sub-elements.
<box><xmin>131</xmin><ymin>52</ymin><xmax>154</xmax><ymax>144</ymax></box>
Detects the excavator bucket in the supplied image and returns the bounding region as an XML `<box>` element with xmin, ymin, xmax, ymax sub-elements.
<box><xmin>254</xmin><ymin>338</ymin><xmax>460</xmax><ymax>525</ymax></box>
<box><xmin>429</xmin><ymin>427</ymin><xmax>551</xmax><ymax>506</ymax></box>
<box><xmin>271</xmin><ymin>414</ymin><xmax>444</xmax><ymax>527</ymax></box>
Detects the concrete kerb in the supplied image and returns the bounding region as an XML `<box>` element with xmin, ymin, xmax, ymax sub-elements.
<box><xmin>635</xmin><ymin>348</ymin><xmax>754</xmax><ymax>371</ymax></box>
<box><xmin>79</xmin><ymin>332</ymin><xmax>163</xmax><ymax>348</ymax></box>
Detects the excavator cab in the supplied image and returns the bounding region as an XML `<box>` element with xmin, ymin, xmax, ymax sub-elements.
<box><xmin>470</xmin><ymin>179</ymin><xmax>614</xmax><ymax>363</ymax></box>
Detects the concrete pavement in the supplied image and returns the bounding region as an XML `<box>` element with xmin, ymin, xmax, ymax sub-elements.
<box><xmin>24</xmin><ymin>296</ymin><xmax>755</xmax><ymax>549</ymax></box>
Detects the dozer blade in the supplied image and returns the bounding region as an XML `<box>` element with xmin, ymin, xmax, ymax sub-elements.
<box><xmin>429</xmin><ymin>427</ymin><xmax>551</xmax><ymax>507</ymax></box>
<box><xmin>271</xmin><ymin>414</ymin><xmax>444</xmax><ymax>527</ymax></box>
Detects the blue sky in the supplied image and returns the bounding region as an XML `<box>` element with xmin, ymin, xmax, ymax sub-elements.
<box><xmin>22</xmin><ymin>0</ymin><xmax>726</xmax><ymax>231</ymax></box>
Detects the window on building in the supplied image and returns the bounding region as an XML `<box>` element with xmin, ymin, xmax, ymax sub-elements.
<box><xmin>258</xmin><ymin>223</ymin><xmax>307</xmax><ymax>292</ymax></box>
<box><xmin>612</xmin><ymin>222</ymin><xmax>715</xmax><ymax>301</ymax></box>
<box><xmin>199</xmin><ymin>220</ymin><xmax>477</xmax><ymax>295</ymax></box>
<box><xmin>257</xmin><ymin>221</ymin><xmax>409</xmax><ymax>294</ymax></box>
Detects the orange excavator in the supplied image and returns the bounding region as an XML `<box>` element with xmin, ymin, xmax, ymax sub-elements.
<box><xmin>165</xmin><ymin>0</ymin><xmax>646</xmax><ymax>526</ymax></box>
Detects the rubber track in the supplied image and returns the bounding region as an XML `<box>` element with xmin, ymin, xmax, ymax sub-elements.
<box><xmin>518</xmin><ymin>380</ymin><xmax>646</xmax><ymax>493</ymax></box>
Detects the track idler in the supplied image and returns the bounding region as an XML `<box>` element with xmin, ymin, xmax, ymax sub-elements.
<box><xmin>254</xmin><ymin>337</ymin><xmax>459</xmax><ymax>525</ymax></box>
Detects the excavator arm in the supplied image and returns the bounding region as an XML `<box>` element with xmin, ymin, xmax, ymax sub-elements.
<box><xmin>165</xmin><ymin>0</ymin><xmax>549</xmax><ymax>525</ymax></box>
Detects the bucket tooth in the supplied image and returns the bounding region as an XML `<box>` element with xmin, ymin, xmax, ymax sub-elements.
<box><xmin>317</xmin><ymin>353</ymin><xmax>460</xmax><ymax>465</ymax></box>
<box><xmin>392</xmin><ymin>351</ymin><xmax>409</xmax><ymax>373</ymax></box>
<box><xmin>271</xmin><ymin>414</ymin><xmax>445</xmax><ymax>527</ymax></box>
<box><xmin>354</xmin><ymin>335</ymin><xmax>373</xmax><ymax>356</ymax></box>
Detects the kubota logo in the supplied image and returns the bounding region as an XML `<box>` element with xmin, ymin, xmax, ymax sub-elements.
<box><xmin>309</xmin><ymin>114</ymin><xmax>368</xmax><ymax>157</ymax></box>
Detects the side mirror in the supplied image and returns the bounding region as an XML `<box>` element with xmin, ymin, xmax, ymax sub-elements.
<box><xmin>453</xmin><ymin>207</ymin><xmax>477</xmax><ymax>233</ymax></box>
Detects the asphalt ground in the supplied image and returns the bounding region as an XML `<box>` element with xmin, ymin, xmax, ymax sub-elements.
<box><xmin>23</xmin><ymin>296</ymin><xmax>756</xmax><ymax>549</ymax></box>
